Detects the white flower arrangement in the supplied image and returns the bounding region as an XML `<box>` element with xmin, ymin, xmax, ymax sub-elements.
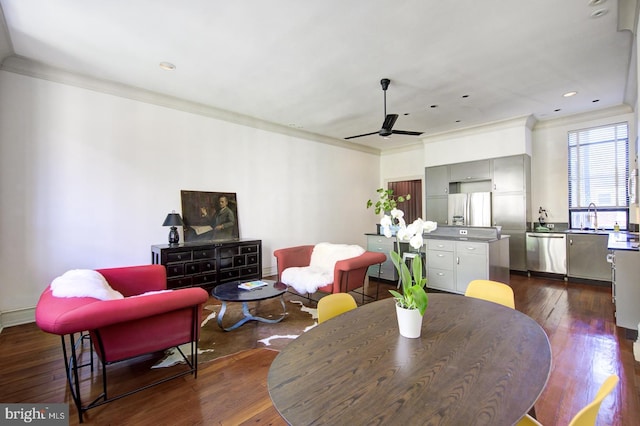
<box><xmin>381</xmin><ymin>209</ymin><xmax>438</xmax><ymax>315</ymax></box>
<box><xmin>381</xmin><ymin>209</ymin><xmax>437</xmax><ymax>249</ymax></box>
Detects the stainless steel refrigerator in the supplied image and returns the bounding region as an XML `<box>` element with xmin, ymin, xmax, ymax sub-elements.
<box><xmin>448</xmin><ymin>192</ymin><xmax>492</xmax><ymax>227</ymax></box>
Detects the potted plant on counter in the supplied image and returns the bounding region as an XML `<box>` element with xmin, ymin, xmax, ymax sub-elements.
<box><xmin>366</xmin><ymin>187</ymin><xmax>411</xmax><ymax>215</ymax></box>
<box><xmin>367</xmin><ymin>188</ymin><xmax>411</xmax><ymax>235</ymax></box>
<box><xmin>383</xmin><ymin>210</ymin><xmax>437</xmax><ymax>338</ymax></box>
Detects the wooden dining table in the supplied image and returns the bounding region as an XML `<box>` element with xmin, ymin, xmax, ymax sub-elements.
<box><xmin>267</xmin><ymin>293</ymin><xmax>552</xmax><ymax>425</ymax></box>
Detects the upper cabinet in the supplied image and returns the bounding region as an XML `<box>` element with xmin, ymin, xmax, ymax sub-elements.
<box><xmin>425</xmin><ymin>165</ymin><xmax>449</xmax><ymax>196</ymax></box>
<box><xmin>492</xmin><ymin>155</ymin><xmax>530</xmax><ymax>193</ymax></box>
<box><xmin>448</xmin><ymin>159</ymin><xmax>491</xmax><ymax>182</ymax></box>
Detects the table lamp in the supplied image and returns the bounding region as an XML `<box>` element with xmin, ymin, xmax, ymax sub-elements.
<box><xmin>162</xmin><ymin>211</ymin><xmax>184</xmax><ymax>244</ymax></box>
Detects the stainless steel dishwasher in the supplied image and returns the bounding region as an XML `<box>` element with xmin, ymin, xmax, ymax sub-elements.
<box><xmin>526</xmin><ymin>232</ymin><xmax>567</xmax><ymax>276</ymax></box>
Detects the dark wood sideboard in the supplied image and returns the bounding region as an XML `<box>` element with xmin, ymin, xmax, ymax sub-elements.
<box><xmin>151</xmin><ymin>239</ymin><xmax>262</xmax><ymax>290</ymax></box>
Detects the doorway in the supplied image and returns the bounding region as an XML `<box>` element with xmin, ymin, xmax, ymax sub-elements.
<box><xmin>388</xmin><ymin>180</ymin><xmax>422</xmax><ymax>224</ymax></box>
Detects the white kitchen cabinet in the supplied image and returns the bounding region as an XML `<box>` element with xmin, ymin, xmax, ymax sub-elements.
<box><xmin>491</xmin><ymin>154</ymin><xmax>531</xmax><ymax>272</ymax></box>
<box><xmin>425</xmin><ymin>165</ymin><xmax>449</xmax><ymax>196</ymax></box>
<box><xmin>427</xmin><ymin>240</ymin><xmax>455</xmax><ymax>292</ymax></box>
<box><xmin>426</xmin><ymin>237</ymin><xmax>510</xmax><ymax>295</ymax></box>
<box><xmin>449</xmin><ymin>160</ymin><xmax>491</xmax><ymax>182</ymax></box>
<box><xmin>366</xmin><ymin>234</ymin><xmax>398</xmax><ymax>282</ymax></box>
<box><xmin>567</xmin><ymin>233</ymin><xmax>611</xmax><ymax>282</ymax></box>
<box><xmin>425</xmin><ymin>165</ymin><xmax>450</xmax><ymax>225</ymax></box>
<box><xmin>492</xmin><ymin>155</ymin><xmax>528</xmax><ymax>193</ymax></box>
<box><xmin>455</xmin><ymin>241</ymin><xmax>488</xmax><ymax>294</ymax></box>
<box><xmin>611</xmin><ymin>249</ymin><xmax>640</xmax><ymax>330</ymax></box>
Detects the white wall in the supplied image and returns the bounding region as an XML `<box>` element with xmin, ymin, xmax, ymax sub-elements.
<box><xmin>0</xmin><ymin>71</ymin><xmax>381</xmax><ymax>322</ymax></box>
<box><xmin>531</xmin><ymin>107</ymin><xmax>635</xmax><ymax>224</ymax></box>
<box><xmin>379</xmin><ymin>145</ymin><xmax>424</xmax><ymax>183</ymax></box>
<box><xmin>422</xmin><ymin>116</ymin><xmax>534</xmax><ymax>167</ymax></box>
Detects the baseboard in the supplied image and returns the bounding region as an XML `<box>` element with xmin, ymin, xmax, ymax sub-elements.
<box><xmin>0</xmin><ymin>307</ymin><xmax>36</xmax><ymax>332</ymax></box>
<box><xmin>263</xmin><ymin>266</ymin><xmax>277</xmax><ymax>279</ymax></box>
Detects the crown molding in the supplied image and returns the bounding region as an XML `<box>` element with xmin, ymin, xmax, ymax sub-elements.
<box><xmin>533</xmin><ymin>104</ymin><xmax>633</xmax><ymax>130</ymax></box>
<box><xmin>1</xmin><ymin>55</ymin><xmax>381</xmax><ymax>156</ymax></box>
<box><xmin>422</xmin><ymin>115</ymin><xmax>535</xmax><ymax>143</ymax></box>
<box><xmin>380</xmin><ymin>141</ymin><xmax>424</xmax><ymax>155</ymax></box>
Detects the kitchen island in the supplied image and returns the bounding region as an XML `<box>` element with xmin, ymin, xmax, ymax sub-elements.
<box><xmin>367</xmin><ymin>226</ymin><xmax>510</xmax><ymax>295</ymax></box>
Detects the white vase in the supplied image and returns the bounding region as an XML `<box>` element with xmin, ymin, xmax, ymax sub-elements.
<box><xmin>395</xmin><ymin>304</ymin><xmax>424</xmax><ymax>338</ymax></box>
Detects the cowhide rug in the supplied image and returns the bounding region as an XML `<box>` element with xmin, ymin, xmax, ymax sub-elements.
<box><xmin>153</xmin><ymin>292</ymin><xmax>317</xmax><ymax>368</ymax></box>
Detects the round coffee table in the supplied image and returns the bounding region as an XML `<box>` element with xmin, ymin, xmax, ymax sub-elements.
<box><xmin>212</xmin><ymin>280</ymin><xmax>288</xmax><ymax>331</ymax></box>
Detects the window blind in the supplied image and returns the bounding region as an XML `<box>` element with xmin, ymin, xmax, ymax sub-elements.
<box><xmin>568</xmin><ymin>122</ymin><xmax>629</xmax><ymax>208</ymax></box>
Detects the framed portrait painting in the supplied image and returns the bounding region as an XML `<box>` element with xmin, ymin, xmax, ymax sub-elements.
<box><xmin>180</xmin><ymin>190</ymin><xmax>239</xmax><ymax>241</ymax></box>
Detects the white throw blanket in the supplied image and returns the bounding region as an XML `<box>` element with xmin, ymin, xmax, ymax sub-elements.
<box><xmin>282</xmin><ymin>243</ymin><xmax>365</xmax><ymax>294</ymax></box>
<box><xmin>50</xmin><ymin>269</ymin><xmax>124</xmax><ymax>300</ymax></box>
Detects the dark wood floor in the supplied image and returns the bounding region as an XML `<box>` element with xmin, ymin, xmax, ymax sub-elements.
<box><xmin>1</xmin><ymin>274</ymin><xmax>639</xmax><ymax>425</ymax></box>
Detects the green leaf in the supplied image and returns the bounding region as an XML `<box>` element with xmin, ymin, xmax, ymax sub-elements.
<box><xmin>408</xmin><ymin>285</ymin><xmax>429</xmax><ymax>316</ymax></box>
<box><xmin>389</xmin><ymin>249</ymin><xmax>429</xmax><ymax>315</ymax></box>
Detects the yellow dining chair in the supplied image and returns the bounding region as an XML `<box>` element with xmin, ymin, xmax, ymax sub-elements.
<box><xmin>464</xmin><ymin>279</ymin><xmax>515</xmax><ymax>309</ymax></box>
<box><xmin>317</xmin><ymin>293</ymin><xmax>357</xmax><ymax>324</ymax></box>
<box><xmin>516</xmin><ymin>374</ymin><xmax>619</xmax><ymax>426</ymax></box>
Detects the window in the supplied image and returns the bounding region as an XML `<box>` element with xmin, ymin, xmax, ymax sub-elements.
<box><xmin>568</xmin><ymin>122</ymin><xmax>629</xmax><ymax>230</ymax></box>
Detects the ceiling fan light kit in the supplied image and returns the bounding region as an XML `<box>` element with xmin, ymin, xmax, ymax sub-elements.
<box><xmin>345</xmin><ymin>78</ymin><xmax>424</xmax><ymax>140</ymax></box>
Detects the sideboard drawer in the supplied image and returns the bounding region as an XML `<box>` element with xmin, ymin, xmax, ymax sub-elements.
<box><xmin>193</xmin><ymin>249</ymin><xmax>215</xmax><ymax>260</ymax></box>
<box><xmin>193</xmin><ymin>273</ymin><xmax>217</xmax><ymax>286</ymax></box>
<box><xmin>240</xmin><ymin>244</ymin><xmax>259</xmax><ymax>254</ymax></box>
<box><xmin>167</xmin><ymin>251</ymin><xmax>192</xmax><ymax>263</ymax></box>
<box><xmin>199</xmin><ymin>259</ymin><xmax>216</xmax><ymax>272</ymax></box>
<box><xmin>167</xmin><ymin>276</ymin><xmax>192</xmax><ymax>289</ymax></box>
<box><xmin>166</xmin><ymin>264</ymin><xmax>184</xmax><ymax>277</ymax></box>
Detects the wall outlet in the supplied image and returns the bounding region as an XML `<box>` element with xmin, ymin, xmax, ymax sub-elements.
<box><xmin>459</xmin><ymin>229</ymin><xmax>468</xmax><ymax>235</ymax></box>
<box><xmin>547</xmin><ymin>223</ymin><xmax>555</xmax><ymax>229</ymax></box>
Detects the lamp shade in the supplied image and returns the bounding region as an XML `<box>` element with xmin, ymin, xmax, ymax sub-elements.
<box><xmin>162</xmin><ymin>212</ymin><xmax>184</xmax><ymax>227</ymax></box>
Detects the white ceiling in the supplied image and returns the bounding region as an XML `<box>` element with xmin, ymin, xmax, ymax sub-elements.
<box><xmin>0</xmin><ymin>0</ymin><xmax>637</xmax><ymax>152</ymax></box>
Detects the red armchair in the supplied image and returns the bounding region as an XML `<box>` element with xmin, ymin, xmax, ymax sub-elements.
<box><xmin>273</xmin><ymin>244</ymin><xmax>386</xmax><ymax>303</ymax></box>
<box><xmin>35</xmin><ymin>265</ymin><xmax>209</xmax><ymax>423</ymax></box>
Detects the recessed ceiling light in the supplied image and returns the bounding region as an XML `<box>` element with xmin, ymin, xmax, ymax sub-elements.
<box><xmin>563</xmin><ymin>91</ymin><xmax>578</xmax><ymax>97</ymax></box>
<box><xmin>159</xmin><ymin>62</ymin><xmax>176</xmax><ymax>71</ymax></box>
<box><xmin>588</xmin><ymin>0</ymin><xmax>607</xmax><ymax>6</ymax></box>
<box><xmin>590</xmin><ymin>8</ymin><xmax>608</xmax><ymax>18</ymax></box>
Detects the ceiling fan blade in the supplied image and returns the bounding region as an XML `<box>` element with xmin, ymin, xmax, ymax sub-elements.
<box><xmin>381</xmin><ymin>114</ymin><xmax>399</xmax><ymax>131</ymax></box>
<box><xmin>344</xmin><ymin>131</ymin><xmax>379</xmax><ymax>140</ymax></box>
<box><xmin>392</xmin><ymin>130</ymin><xmax>424</xmax><ymax>136</ymax></box>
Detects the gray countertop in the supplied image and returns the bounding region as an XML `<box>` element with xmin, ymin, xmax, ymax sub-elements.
<box><xmin>366</xmin><ymin>225</ymin><xmax>505</xmax><ymax>242</ymax></box>
<box><xmin>607</xmin><ymin>232</ymin><xmax>639</xmax><ymax>251</ymax></box>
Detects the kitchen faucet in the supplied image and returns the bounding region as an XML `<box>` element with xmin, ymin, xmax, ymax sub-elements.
<box><xmin>587</xmin><ymin>202</ymin><xmax>598</xmax><ymax>230</ymax></box>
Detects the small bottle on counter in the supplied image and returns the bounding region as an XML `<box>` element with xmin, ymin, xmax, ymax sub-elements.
<box><xmin>614</xmin><ymin>221</ymin><xmax>620</xmax><ymax>232</ymax></box>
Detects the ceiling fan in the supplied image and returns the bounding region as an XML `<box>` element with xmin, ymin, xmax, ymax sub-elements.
<box><xmin>345</xmin><ymin>78</ymin><xmax>424</xmax><ymax>140</ymax></box>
